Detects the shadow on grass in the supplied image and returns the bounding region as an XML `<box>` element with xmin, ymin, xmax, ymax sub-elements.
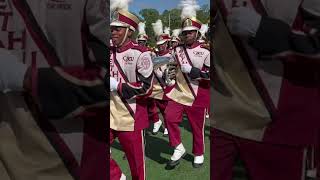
<box><xmin>111</xmin><ymin>132</ymin><xmax>194</xmax><ymax>166</ymax></box>
<box><xmin>144</xmin><ymin>133</ymin><xmax>195</xmax><ymax>164</ymax></box>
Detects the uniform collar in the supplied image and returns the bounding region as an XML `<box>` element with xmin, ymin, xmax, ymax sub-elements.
<box><xmin>117</xmin><ymin>40</ymin><xmax>134</xmax><ymax>53</ymax></box>
<box><xmin>186</xmin><ymin>41</ymin><xmax>201</xmax><ymax>49</ymax></box>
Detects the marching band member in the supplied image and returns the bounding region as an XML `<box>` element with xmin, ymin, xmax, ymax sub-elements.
<box><xmin>165</xmin><ymin>0</ymin><xmax>210</xmax><ymax>168</ymax></box>
<box><xmin>109</xmin><ymin>0</ymin><xmax>153</xmax><ymax>179</ymax></box>
<box><xmin>150</xmin><ymin>20</ymin><xmax>173</xmax><ymax>136</ymax></box>
<box><xmin>171</xmin><ymin>29</ymin><xmax>182</xmax><ymax>49</ymax></box>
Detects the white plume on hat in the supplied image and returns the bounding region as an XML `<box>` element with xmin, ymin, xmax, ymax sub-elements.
<box><xmin>199</xmin><ymin>24</ymin><xmax>208</xmax><ymax>36</ymax></box>
<box><xmin>138</xmin><ymin>22</ymin><xmax>146</xmax><ymax>35</ymax></box>
<box><xmin>178</xmin><ymin>0</ymin><xmax>200</xmax><ymax>20</ymax></box>
<box><xmin>172</xmin><ymin>29</ymin><xmax>181</xmax><ymax>37</ymax></box>
<box><xmin>111</xmin><ymin>0</ymin><xmax>132</xmax><ymax>12</ymax></box>
<box><xmin>164</xmin><ymin>27</ymin><xmax>170</xmax><ymax>35</ymax></box>
<box><xmin>152</xmin><ymin>19</ymin><xmax>163</xmax><ymax>37</ymax></box>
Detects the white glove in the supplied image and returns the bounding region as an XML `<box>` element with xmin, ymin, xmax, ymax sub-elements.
<box><xmin>227</xmin><ymin>7</ymin><xmax>262</xmax><ymax>37</ymax></box>
<box><xmin>155</xmin><ymin>69</ymin><xmax>163</xmax><ymax>78</ymax></box>
<box><xmin>0</xmin><ymin>49</ymin><xmax>28</xmax><ymax>93</ymax></box>
<box><xmin>110</xmin><ymin>77</ymin><xmax>119</xmax><ymax>92</ymax></box>
<box><xmin>302</xmin><ymin>0</ymin><xmax>320</xmax><ymax>17</ymax></box>
<box><xmin>180</xmin><ymin>64</ymin><xmax>192</xmax><ymax>74</ymax></box>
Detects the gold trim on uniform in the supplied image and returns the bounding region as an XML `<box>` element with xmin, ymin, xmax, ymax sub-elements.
<box><xmin>166</xmin><ymin>68</ymin><xmax>195</xmax><ymax>106</ymax></box>
<box><xmin>183</xmin><ymin>18</ymin><xmax>193</xmax><ymax>27</ymax></box>
<box><xmin>212</xmin><ymin>13</ymin><xmax>270</xmax><ymax>141</ymax></box>
<box><xmin>149</xmin><ymin>82</ymin><xmax>164</xmax><ymax>100</ymax></box>
<box><xmin>110</xmin><ymin>92</ymin><xmax>135</xmax><ymax>131</ymax></box>
<box><xmin>182</xmin><ymin>17</ymin><xmax>202</xmax><ymax>27</ymax></box>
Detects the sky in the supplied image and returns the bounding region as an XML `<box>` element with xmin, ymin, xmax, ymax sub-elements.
<box><xmin>129</xmin><ymin>0</ymin><xmax>210</xmax><ymax>15</ymax></box>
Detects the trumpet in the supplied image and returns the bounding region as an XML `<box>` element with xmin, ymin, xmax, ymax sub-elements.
<box><xmin>152</xmin><ymin>55</ymin><xmax>178</xmax><ymax>86</ymax></box>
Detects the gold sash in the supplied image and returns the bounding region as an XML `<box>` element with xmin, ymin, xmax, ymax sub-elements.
<box><xmin>166</xmin><ymin>47</ymin><xmax>195</xmax><ymax>106</ymax></box>
<box><xmin>149</xmin><ymin>80</ymin><xmax>165</xmax><ymax>100</ymax></box>
<box><xmin>110</xmin><ymin>91</ymin><xmax>135</xmax><ymax>131</ymax></box>
<box><xmin>212</xmin><ymin>11</ymin><xmax>271</xmax><ymax>141</ymax></box>
<box><xmin>110</xmin><ymin>51</ymin><xmax>135</xmax><ymax>131</ymax></box>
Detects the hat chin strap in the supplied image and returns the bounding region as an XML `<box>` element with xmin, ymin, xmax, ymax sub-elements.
<box><xmin>195</xmin><ymin>30</ymin><xmax>200</xmax><ymax>42</ymax></box>
<box><xmin>116</xmin><ymin>28</ymin><xmax>129</xmax><ymax>47</ymax></box>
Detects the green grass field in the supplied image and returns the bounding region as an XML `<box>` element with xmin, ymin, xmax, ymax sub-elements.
<box><xmin>111</xmin><ymin>116</ymin><xmax>316</xmax><ymax>180</ymax></box>
<box><xmin>111</xmin><ymin>116</ymin><xmax>211</xmax><ymax>180</ymax></box>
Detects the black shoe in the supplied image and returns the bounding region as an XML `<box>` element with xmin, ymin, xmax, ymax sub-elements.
<box><xmin>192</xmin><ymin>162</ymin><xmax>203</xmax><ymax>168</ymax></box>
<box><xmin>166</xmin><ymin>152</ymin><xmax>187</xmax><ymax>169</ymax></box>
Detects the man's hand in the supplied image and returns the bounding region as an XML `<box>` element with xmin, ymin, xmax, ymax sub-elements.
<box><xmin>181</xmin><ymin>64</ymin><xmax>192</xmax><ymax>74</ymax></box>
<box><xmin>227</xmin><ymin>7</ymin><xmax>262</xmax><ymax>37</ymax></box>
<box><xmin>110</xmin><ymin>77</ymin><xmax>119</xmax><ymax>92</ymax></box>
<box><xmin>155</xmin><ymin>68</ymin><xmax>164</xmax><ymax>78</ymax></box>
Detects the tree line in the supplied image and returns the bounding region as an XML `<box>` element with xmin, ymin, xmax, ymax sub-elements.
<box><xmin>133</xmin><ymin>4</ymin><xmax>209</xmax><ymax>47</ymax></box>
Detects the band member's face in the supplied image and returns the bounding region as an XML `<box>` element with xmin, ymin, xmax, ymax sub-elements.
<box><xmin>111</xmin><ymin>26</ymin><xmax>132</xmax><ymax>46</ymax></box>
<box><xmin>182</xmin><ymin>30</ymin><xmax>197</xmax><ymax>45</ymax></box>
<box><xmin>138</xmin><ymin>40</ymin><xmax>147</xmax><ymax>46</ymax></box>
<box><xmin>171</xmin><ymin>41</ymin><xmax>178</xmax><ymax>48</ymax></box>
<box><xmin>158</xmin><ymin>42</ymin><xmax>168</xmax><ymax>51</ymax></box>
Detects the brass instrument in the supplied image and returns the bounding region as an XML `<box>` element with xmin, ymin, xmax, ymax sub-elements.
<box><xmin>152</xmin><ymin>55</ymin><xmax>178</xmax><ymax>86</ymax></box>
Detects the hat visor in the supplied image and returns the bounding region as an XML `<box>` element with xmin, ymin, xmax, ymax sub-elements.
<box><xmin>138</xmin><ymin>38</ymin><xmax>147</xmax><ymax>41</ymax></box>
<box><xmin>111</xmin><ymin>21</ymin><xmax>127</xmax><ymax>27</ymax></box>
<box><xmin>156</xmin><ymin>39</ymin><xmax>168</xmax><ymax>45</ymax></box>
<box><xmin>137</xmin><ymin>35</ymin><xmax>147</xmax><ymax>41</ymax></box>
<box><xmin>110</xmin><ymin>21</ymin><xmax>136</xmax><ymax>31</ymax></box>
<box><xmin>182</xmin><ymin>26</ymin><xmax>199</xmax><ymax>31</ymax></box>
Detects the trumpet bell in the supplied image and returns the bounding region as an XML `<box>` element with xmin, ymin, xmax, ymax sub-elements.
<box><xmin>152</xmin><ymin>56</ymin><xmax>172</xmax><ymax>69</ymax></box>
